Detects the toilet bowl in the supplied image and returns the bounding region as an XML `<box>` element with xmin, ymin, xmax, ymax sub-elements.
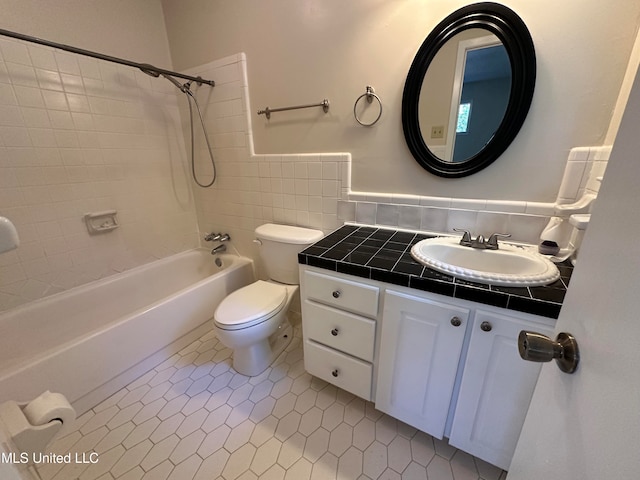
<box><xmin>212</xmin><ymin>223</ymin><xmax>324</xmax><ymax>376</ymax></box>
<box><xmin>214</xmin><ymin>281</ymin><xmax>297</xmax><ymax>376</ymax></box>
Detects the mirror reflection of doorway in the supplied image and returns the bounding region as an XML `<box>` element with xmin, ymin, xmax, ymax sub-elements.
<box><xmin>445</xmin><ymin>36</ymin><xmax>512</xmax><ymax>162</ymax></box>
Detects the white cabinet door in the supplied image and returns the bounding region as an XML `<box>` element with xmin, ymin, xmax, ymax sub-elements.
<box><xmin>376</xmin><ymin>289</ymin><xmax>469</xmax><ymax>439</ymax></box>
<box><xmin>449</xmin><ymin>310</ymin><xmax>553</xmax><ymax>470</ymax></box>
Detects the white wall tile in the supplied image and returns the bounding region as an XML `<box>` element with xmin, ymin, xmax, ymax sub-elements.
<box><xmin>355</xmin><ymin>202</ymin><xmax>377</xmax><ymax>224</ymax></box>
<box><xmin>0</xmin><ymin>40</ymin><xmax>199</xmax><ymax>313</ymax></box>
<box><xmin>447</xmin><ymin>209</ymin><xmax>478</xmax><ymax>234</ymax></box>
<box><xmin>0</xmin><ymin>39</ymin><xmax>31</xmax><ymax>64</ymax></box>
<box><xmin>376</xmin><ymin>204</ymin><xmax>399</xmax><ymax>226</ymax></box>
<box><xmin>398</xmin><ymin>205</ymin><xmax>421</xmax><ymax>230</ymax></box>
<box><xmin>557</xmin><ymin>161</ymin><xmax>587</xmax><ymax>201</ymax></box>
<box><xmin>475</xmin><ymin>212</ymin><xmax>510</xmax><ymax>237</ymax></box>
<box><xmin>420</xmin><ymin>207</ymin><xmax>449</xmax><ymax>233</ymax></box>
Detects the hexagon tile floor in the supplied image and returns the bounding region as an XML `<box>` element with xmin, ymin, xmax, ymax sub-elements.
<box><xmin>36</xmin><ymin>326</ymin><xmax>508</xmax><ymax>480</ymax></box>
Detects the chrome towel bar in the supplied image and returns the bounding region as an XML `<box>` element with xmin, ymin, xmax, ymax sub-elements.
<box><xmin>257</xmin><ymin>99</ymin><xmax>330</xmax><ymax>119</ymax></box>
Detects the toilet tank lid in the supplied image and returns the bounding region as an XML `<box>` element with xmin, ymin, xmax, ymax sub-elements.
<box><xmin>255</xmin><ymin>224</ymin><xmax>324</xmax><ymax>244</ymax></box>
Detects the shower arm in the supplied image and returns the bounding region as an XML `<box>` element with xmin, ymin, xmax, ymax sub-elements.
<box><xmin>0</xmin><ymin>27</ymin><xmax>215</xmax><ymax>87</ymax></box>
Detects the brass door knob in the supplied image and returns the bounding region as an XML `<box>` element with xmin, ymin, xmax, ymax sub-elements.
<box><xmin>518</xmin><ymin>331</ymin><xmax>580</xmax><ymax>374</ymax></box>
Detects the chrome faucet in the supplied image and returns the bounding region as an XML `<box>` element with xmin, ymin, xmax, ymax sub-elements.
<box><xmin>453</xmin><ymin>229</ymin><xmax>511</xmax><ymax>250</ymax></box>
<box><xmin>486</xmin><ymin>232</ymin><xmax>512</xmax><ymax>250</ymax></box>
<box><xmin>206</xmin><ymin>231</ymin><xmax>231</xmax><ymax>255</ymax></box>
<box><xmin>211</xmin><ymin>244</ymin><xmax>226</xmax><ymax>254</ymax></box>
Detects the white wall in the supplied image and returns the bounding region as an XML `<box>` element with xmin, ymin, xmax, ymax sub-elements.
<box><xmin>0</xmin><ymin>0</ymin><xmax>173</xmax><ymax>68</ymax></box>
<box><xmin>0</xmin><ymin>0</ymin><xmax>199</xmax><ymax>312</ymax></box>
<box><xmin>161</xmin><ymin>0</ymin><xmax>640</xmax><ymax>203</ymax></box>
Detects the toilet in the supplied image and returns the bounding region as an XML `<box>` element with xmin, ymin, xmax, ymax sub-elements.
<box><xmin>213</xmin><ymin>223</ymin><xmax>324</xmax><ymax>376</ymax></box>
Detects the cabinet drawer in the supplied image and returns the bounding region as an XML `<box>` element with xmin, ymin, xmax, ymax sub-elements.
<box><xmin>303</xmin><ymin>300</ymin><xmax>375</xmax><ymax>362</ymax></box>
<box><xmin>304</xmin><ymin>339</ymin><xmax>372</xmax><ymax>400</ymax></box>
<box><xmin>303</xmin><ymin>270</ymin><xmax>379</xmax><ymax>318</ymax></box>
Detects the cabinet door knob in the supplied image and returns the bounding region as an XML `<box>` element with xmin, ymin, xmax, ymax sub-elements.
<box><xmin>331</xmin><ymin>328</ymin><xmax>339</xmax><ymax>336</ymax></box>
<box><xmin>332</xmin><ymin>290</ymin><xmax>341</xmax><ymax>299</ymax></box>
<box><xmin>450</xmin><ymin>316</ymin><xmax>462</xmax><ymax>327</ymax></box>
<box><xmin>480</xmin><ymin>321</ymin><xmax>492</xmax><ymax>332</ymax></box>
<box><xmin>331</xmin><ymin>369</ymin><xmax>339</xmax><ymax>377</ymax></box>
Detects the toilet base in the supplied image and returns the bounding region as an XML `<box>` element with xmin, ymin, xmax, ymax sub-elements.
<box><xmin>231</xmin><ymin>321</ymin><xmax>293</xmax><ymax>376</ymax></box>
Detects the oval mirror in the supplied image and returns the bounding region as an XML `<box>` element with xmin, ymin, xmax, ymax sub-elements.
<box><xmin>402</xmin><ymin>2</ymin><xmax>536</xmax><ymax>178</ymax></box>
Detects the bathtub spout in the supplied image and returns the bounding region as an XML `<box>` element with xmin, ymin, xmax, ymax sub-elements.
<box><xmin>211</xmin><ymin>244</ymin><xmax>226</xmax><ymax>255</ymax></box>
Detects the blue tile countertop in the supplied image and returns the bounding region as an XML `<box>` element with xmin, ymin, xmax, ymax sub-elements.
<box><xmin>298</xmin><ymin>224</ymin><xmax>573</xmax><ymax>319</ymax></box>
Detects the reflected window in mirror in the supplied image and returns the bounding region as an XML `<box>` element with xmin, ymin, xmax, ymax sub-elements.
<box><xmin>457</xmin><ymin>102</ymin><xmax>471</xmax><ymax>134</ymax></box>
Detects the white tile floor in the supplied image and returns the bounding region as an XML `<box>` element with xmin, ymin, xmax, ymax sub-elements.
<box><xmin>36</xmin><ymin>327</ymin><xmax>507</xmax><ymax>480</ymax></box>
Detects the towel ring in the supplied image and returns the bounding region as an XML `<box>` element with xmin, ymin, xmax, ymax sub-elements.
<box><xmin>354</xmin><ymin>86</ymin><xmax>382</xmax><ymax>126</ymax></box>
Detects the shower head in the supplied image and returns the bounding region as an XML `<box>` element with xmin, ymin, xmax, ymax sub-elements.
<box><xmin>138</xmin><ymin>64</ymin><xmax>188</xmax><ymax>92</ymax></box>
<box><xmin>161</xmin><ymin>73</ymin><xmax>187</xmax><ymax>92</ymax></box>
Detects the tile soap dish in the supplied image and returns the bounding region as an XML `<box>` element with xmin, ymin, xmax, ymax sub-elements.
<box><xmin>84</xmin><ymin>210</ymin><xmax>119</xmax><ymax>235</ymax></box>
<box><xmin>0</xmin><ymin>216</ymin><xmax>20</xmax><ymax>254</ymax></box>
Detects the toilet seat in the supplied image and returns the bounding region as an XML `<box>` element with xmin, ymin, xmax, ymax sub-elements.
<box><xmin>214</xmin><ymin>280</ymin><xmax>287</xmax><ymax>331</ymax></box>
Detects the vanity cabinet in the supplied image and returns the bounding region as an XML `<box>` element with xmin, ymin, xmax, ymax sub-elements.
<box><xmin>300</xmin><ymin>270</ymin><xmax>379</xmax><ymax>400</ymax></box>
<box><xmin>299</xmin><ymin>265</ymin><xmax>556</xmax><ymax>470</ymax></box>
<box><xmin>375</xmin><ymin>289</ymin><xmax>470</xmax><ymax>439</ymax></box>
<box><xmin>448</xmin><ymin>310</ymin><xmax>553</xmax><ymax>470</ymax></box>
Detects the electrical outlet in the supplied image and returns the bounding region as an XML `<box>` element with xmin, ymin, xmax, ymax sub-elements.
<box><xmin>431</xmin><ymin>126</ymin><xmax>444</xmax><ymax>139</ymax></box>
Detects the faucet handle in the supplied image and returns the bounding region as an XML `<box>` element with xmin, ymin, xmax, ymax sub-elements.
<box><xmin>219</xmin><ymin>233</ymin><xmax>231</xmax><ymax>242</ymax></box>
<box><xmin>204</xmin><ymin>232</ymin><xmax>221</xmax><ymax>242</ymax></box>
<box><xmin>453</xmin><ymin>228</ymin><xmax>472</xmax><ymax>244</ymax></box>
<box><xmin>487</xmin><ymin>233</ymin><xmax>511</xmax><ymax>249</ymax></box>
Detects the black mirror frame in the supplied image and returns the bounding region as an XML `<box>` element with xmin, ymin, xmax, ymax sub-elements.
<box><xmin>402</xmin><ymin>2</ymin><xmax>536</xmax><ymax>178</ymax></box>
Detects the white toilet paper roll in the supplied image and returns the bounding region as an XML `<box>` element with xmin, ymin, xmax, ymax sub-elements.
<box><xmin>22</xmin><ymin>391</ymin><xmax>76</xmax><ymax>435</ymax></box>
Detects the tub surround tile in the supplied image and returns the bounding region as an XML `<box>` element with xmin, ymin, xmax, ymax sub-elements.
<box><xmin>299</xmin><ymin>225</ymin><xmax>572</xmax><ymax>319</ymax></box>
<box><xmin>0</xmin><ymin>37</ymin><xmax>200</xmax><ymax>313</ymax></box>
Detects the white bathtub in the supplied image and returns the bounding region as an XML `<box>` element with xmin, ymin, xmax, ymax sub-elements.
<box><xmin>0</xmin><ymin>249</ymin><xmax>254</xmax><ymax>414</ymax></box>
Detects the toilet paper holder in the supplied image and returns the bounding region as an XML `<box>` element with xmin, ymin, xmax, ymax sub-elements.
<box><xmin>518</xmin><ymin>330</ymin><xmax>580</xmax><ymax>374</ymax></box>
<box><xmin>0</xmin><ymin>393</ymin><xmax>75</xmax><ymax>462</ymax></box>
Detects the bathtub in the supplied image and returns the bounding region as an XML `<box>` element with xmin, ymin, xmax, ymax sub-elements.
<box><xmin>0</xmin><ymin>249</ymin><xmax>254</xmax><ymax>414</ymax></box>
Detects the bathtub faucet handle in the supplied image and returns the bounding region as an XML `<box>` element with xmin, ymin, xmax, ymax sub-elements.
<box><xmin>219</xmin><ymin>233</ymin><xmax>231</xmax><ymax>242</ymax></box>
<box><xmin>204</xmin><ymin>232</ymin><xmax>221</xmax><ymax>242</ymax></box>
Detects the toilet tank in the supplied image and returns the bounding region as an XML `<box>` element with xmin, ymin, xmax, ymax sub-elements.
<box><xmin>255</xmin><ymin>224</ymin><xmax>324</xmax><ymax>284</ymax></box>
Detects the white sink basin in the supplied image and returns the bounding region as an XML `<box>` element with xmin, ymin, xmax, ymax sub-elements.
<box><xmin>410</xmin><ymin>237</ymin><xmax>560</xmax><ymax>287</ymax></box>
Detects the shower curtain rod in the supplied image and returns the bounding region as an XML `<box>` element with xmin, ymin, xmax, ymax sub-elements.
<box><xmin>0</xmin><ymin>27</ymin><xmax>215</xmax><ymax>87</ymax></box>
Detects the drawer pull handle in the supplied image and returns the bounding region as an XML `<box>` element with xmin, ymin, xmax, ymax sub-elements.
<box><xmin>450</xmin><ymin>316</ymin><xmax>462</xmax><ymax>327</ymax></box>
<box><xmin>332</xmin><ymin>290</ymin><xmax>341</xmax><ymax>299</ymax></box>
<box><xmin>481</xmin><ymin>321</ymin><xmax>493</xmax><ymax>332</ymax></box>
<box><xmin>331</xmin><ymin>328</ymin><xmax>339</xmax><ymax>336</ymax></box>
<box><xmin>331</xmin><ymin>369</ymin><xmax>339</xmax><ymax>377</ymax></box>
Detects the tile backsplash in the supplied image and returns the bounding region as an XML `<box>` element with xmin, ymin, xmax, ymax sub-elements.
<box><xmin>340</xmin><ymin>145</ymin><xmax>610</xmax><ymax>244</ymax></box>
